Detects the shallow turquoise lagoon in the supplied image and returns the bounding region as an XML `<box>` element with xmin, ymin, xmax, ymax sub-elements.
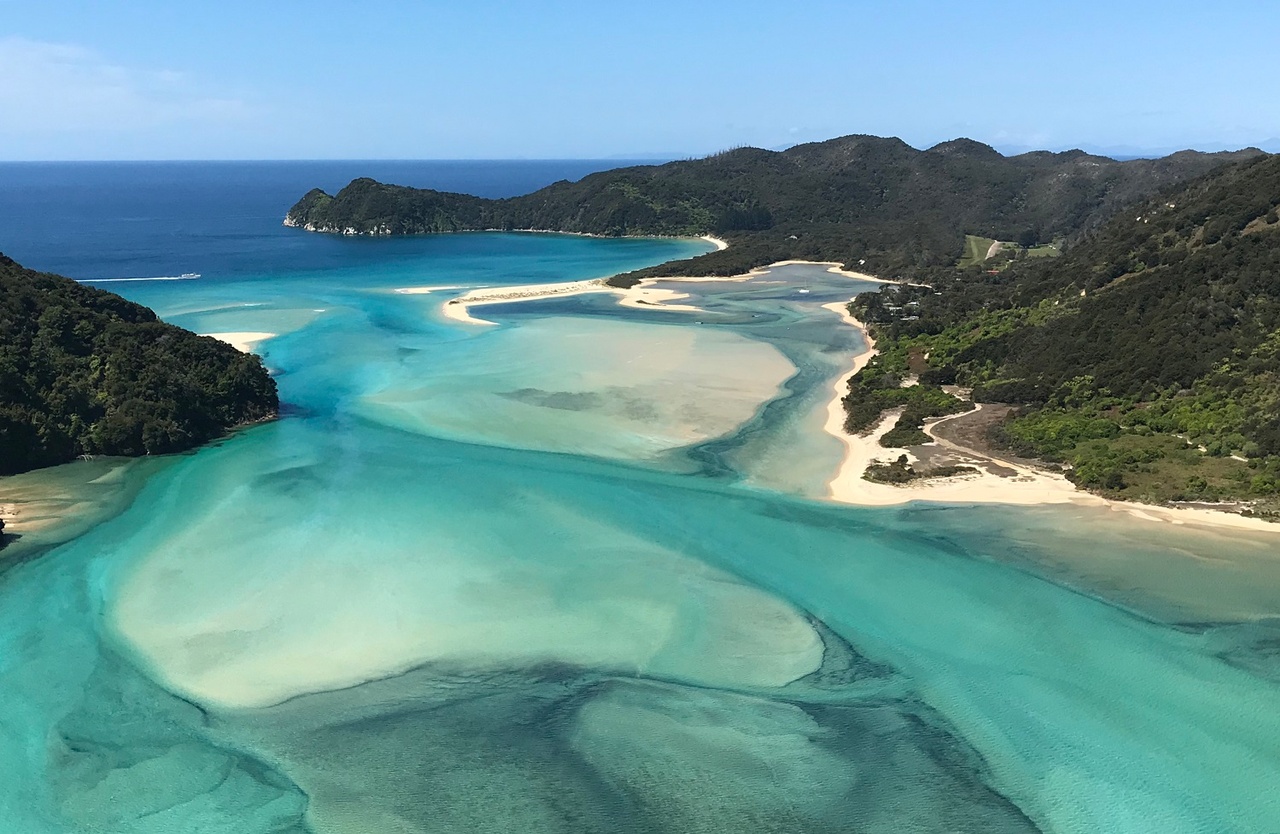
<box><xmin>2</xmin><ymin>234</ymin><xmax>1279</xmax><ymax>833</ymax></box>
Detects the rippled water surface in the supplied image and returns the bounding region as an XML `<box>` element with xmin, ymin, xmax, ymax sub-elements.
<box><xmin>2</xmin><ymin>163</ymin><xmax>1278</xmax><ymax>833</ymax></box>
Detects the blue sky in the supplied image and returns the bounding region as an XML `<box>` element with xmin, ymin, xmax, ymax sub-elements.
<box><xmin>2</xmin><ymin>0</ymin><xmax>1277</xmax><ymax>160</ymax></box>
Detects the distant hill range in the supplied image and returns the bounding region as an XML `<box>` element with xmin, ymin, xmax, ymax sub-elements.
<box><xmin>0</xmin><ymin>255</ymin><xmax>278</xmax><ymax>475</ymax></box>
<box><xmin>285</xmin><ymin>134</ymin><xmax>1261</xmax><ymax>282</ymax></box>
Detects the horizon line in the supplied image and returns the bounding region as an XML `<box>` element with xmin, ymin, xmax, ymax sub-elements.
<box><xmin>0</xmin><ymin>137</ymin><xmax>1274</xmax><ymax>165</ymax></box>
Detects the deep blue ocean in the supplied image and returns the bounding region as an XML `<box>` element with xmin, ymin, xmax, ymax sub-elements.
<box><xmin>1</xmin><ymin>161</ymin><xmax>1279</xmax><ymax>834</ymax></box>
<box><xmin>0</xmin><ymin>159</ymin><xmax>664</xmax><ymax>279</ymax></box>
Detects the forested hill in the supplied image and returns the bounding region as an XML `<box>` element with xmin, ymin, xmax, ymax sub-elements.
<box><xmin>847</xmin><ymin>153</ymin><xmax>1280</xmax><ymax>512</ymax></box>
<box><xmin>0</xmin><ymin>255</ymin><xmax>278</xmax><ymax>475</ymax></box>
<box><xmin>284</xmin><ymin>135</ymin><xmax>1259</xmax><ymax>281</ymax></box>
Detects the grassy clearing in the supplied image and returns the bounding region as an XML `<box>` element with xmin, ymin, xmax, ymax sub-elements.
<box><xmin>959</xmin><ymin>236</ymin><xmax>1062</xmax><ymax>268</ymax></box>
<box><xmin>958</xmin><ymin>235</ymin><xmax>997</xmax><ymax>268</ymax></box>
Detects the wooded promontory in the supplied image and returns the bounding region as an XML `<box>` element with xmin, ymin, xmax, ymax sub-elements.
<box><xmin>0</xmin><ymin>254</ymin><xmax>278</xmax><ymax>475</ymax></box>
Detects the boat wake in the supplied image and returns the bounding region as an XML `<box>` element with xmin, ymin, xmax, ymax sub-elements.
<box><xmin>84</xmin><ymin>272</ymin><xmax>201</xmax><ymax>283</ymax></box>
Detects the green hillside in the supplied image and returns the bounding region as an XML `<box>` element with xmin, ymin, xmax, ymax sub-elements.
<box><xmin>285</xmin><ymin>135</ymin><xmax>1257</xmax><ymax>283</ymax></box>
<box><xmin>848</xmin><ymin>154</ymin><xmax>1280</xmax><ymax>513</ymax></box>
<box><xmin>0</xmin><ymin>255</ymin><xmax>278</xmax><ymax>475</ymax></box>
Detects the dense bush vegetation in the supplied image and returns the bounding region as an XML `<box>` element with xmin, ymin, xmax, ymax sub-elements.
<box><xmin>863</xmin><ymin>454</ymin><xmax>976</xmax><ymax>484</ymax></box>
<box><xmin>840</xmin><ymin>363</ymin><xmax>970</xmax><ymax>442</ymax></box>
<box><xmin>0</xmin><ymin>254</ymin><xmax>278</xmax><ymax>474</ymax></box>
<box><xmin>847</xmin><ymin>153</ymin><xmax>1280</xmax><ymax>510</ymax></box>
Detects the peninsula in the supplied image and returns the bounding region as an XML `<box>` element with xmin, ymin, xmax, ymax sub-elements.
<box><xmin>284</xmin><ymin>134</ymin><xmax>1258</xmax><ymax>283</ymax></box>
<box><xmin>0</xmin><ymin>254</ymin><xmax>278</xmax><ymax>476</ymax></box>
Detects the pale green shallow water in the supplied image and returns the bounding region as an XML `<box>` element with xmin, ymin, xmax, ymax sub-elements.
<box><xmin>2</xmin><ymin>237</ymin><xmax>1279</xmax><ymax>833</ymax></box>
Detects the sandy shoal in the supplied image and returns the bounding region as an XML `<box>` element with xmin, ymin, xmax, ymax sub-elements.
<box><xmin>0</xmin><ymin>458</ymin><xmax>154</xmax><ymax>556</ymax></box>
<box><xmin>393</xmin><ymin>285</ymin><xmax>467</xmax><ymax>295</ymax></box>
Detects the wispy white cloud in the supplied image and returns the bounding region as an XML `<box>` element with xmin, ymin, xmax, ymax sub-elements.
<box><xmin>0</xmin><ymin>37</ymin><xmax>251</xmax><ymax>135</ymax></box>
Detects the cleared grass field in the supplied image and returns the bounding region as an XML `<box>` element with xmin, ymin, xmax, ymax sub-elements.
<box><xmin>1025</xmin><ymin>243</ymin><xmax>1062</xmax><ymax>258</ymax></box>
<box><xmin>958</xmin><ymin>234</ymin><xmax>997</xmax><ymax>267</ymax></box>
<box><xmin>958</xmin><ymin>235</ymin><xmax>1062</xmax><ymax>267</ymax></box>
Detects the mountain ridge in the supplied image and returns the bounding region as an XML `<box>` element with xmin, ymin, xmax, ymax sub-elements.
<box><xmin>284</xmin><ymin>134</ymin><xmax>1262</xmax><ymax>283</ymax></box>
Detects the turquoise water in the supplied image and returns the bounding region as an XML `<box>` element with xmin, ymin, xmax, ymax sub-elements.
<box><xmin>2</xmin><ymin>226</ymin><xmax>1280</xmax><ymax>832</ymax></box>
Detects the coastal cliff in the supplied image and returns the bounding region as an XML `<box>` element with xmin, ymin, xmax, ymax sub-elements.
<box><xmin>0</xmin><ymin>254</ymin><xmax>278</xmax><ymax>475</ymax></box>
<box><xmin>284</xmin><ymin>134</ymin><xmax>1260</xmax><ymax>282</ymax></box>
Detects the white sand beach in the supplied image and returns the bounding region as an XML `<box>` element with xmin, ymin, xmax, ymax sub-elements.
<box><xmin>820</xmin><ymin>305</ymin><xmax>1280</xmax><ymax>534</ymax></box>
<box><xmin>202</xmin><ymin>331</ymin><xmax>276</xmax><ymax>353</ymax></box>
<box><xmin>440</xmin><ymin>299</ymin><xmax>499</xmax><ymax>325</ymax></box>
<box><xmin>440</xmin><ymin>279</ymin><xmax>606</xmax><ymax>325</ymax></box>
<box><xmin>616</xmin><ymin>286</ymin><xmax>701</xmax><ymax>312</ymax></box>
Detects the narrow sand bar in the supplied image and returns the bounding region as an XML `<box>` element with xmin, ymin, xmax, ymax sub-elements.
<box><xmin>431</xmin><ymin>257</ymin><xmax>888</xmax><ymax>326</ymax></box>
<box><xmin>420</xmin><ymin>236</ymin><xmax>725</xmax><ymax>324</ymax></box>
<box><xmin>436</xmin><ymin>278</ymin><xmax>702</xmax><ymax>325</ymax></box>
<box><xmin>394</xmin><ymin>285</ymin><xmax>467</xmax><ymax>295</ymax></box>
